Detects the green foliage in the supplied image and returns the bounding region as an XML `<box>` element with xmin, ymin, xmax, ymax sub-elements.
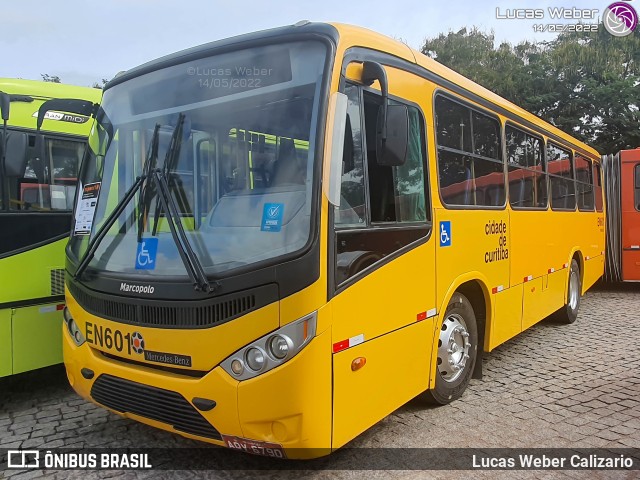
<box><xmin>92</xmin><ymin>78</ymin><xmax>109</xmax><ymax>90</ymax></box>
<box><xmin>421</xmin><ymin>26</ymin><xmax>640</xmax><ymax>154</ymax></box>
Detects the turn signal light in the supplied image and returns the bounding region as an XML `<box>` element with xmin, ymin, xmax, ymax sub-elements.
<box><xmin>351</xmin><ymin>357</ymin><xmax>367</xmax><ymax>371</ymax></box>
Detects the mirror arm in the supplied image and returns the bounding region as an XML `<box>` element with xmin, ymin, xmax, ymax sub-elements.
<box><xmin>362</xmin><ymin>62</ymin><xmax>388</xmax><ymax>144</ymax></box>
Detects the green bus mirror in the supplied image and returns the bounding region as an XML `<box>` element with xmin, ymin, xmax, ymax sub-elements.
<box><xmin>3</xmin><ymin>131</ymin><xmax>28</xmax><ymax>177</ymax></box>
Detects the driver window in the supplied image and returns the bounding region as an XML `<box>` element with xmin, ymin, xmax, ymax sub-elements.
<box><xmin>334</xmin><ymin>83</ymin><xmax>430</xmax><ymax>288</ymax></box>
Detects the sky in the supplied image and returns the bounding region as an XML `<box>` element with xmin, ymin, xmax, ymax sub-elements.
<box><xmin>0</xmin><ymin>0</ymin><xmax>623</xmax><ymax>87</ymax></box>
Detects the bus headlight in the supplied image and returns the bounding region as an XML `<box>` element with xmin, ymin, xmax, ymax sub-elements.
<box><xmin>220</xmin><ymin>311</ymin><xmax>317</xmax><ymax>380</ymax></box>
<box><xmin>268</xmin><ymin>335</ymin><xmax>291</xmax><ymax>360</ymax></box>
<box><xmin>63</xmin><ymin>307</ymin><xmax>86</xmax><ymax>347</ymax></box>
<box><xmin>245</xmin><ymin>347</ymin><xmax>266</xmax><ymax>372</ymax></box>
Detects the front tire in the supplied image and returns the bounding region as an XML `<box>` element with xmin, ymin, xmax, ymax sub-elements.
<box><xmin>554</xmin><ymin>259</ymin><xmax>581</xmax><ymax>324</ymax></box>
<box><xmin>424</xmin><ymin>292</ymin><xmax>478</xmax><ymax>405</ymax></box>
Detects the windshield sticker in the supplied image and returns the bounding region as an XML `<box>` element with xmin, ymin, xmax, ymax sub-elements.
<box><xmin>74</xmin><ymin>182</ymin><xmax>101</xmax><ymax>235</ymax></box>
<box><xmin>135</xmin><ymin>238</ymin><xmax>159</xmax><ymax>270</ymax></box>
<box><xmin>261</xmin><ymin>203</ymin><xmax>284</xmax><ymax>232</ymax></box>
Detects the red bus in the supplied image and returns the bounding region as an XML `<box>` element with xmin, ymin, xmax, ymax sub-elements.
<box><xmin>603</xmin><ymin>148</ymin><xmax>640</xmax><ymax>281</ymax></box>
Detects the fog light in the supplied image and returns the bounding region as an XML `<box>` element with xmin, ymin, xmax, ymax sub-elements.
<box><xmin>268</xmin><ymin>335</ymin><xmax>290</xmax><ymax>360</ymax></box>
<box><xmin>246</xmin><ymin>347</ymin><xmax>265</xmax><ymax>371</ymax></box>
<box><xmin>230</xmin><ymin>359</ymin><xmax>244</xmax><ymax>376</ymax></box>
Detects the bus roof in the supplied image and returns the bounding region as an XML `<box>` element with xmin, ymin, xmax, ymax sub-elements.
<box><xmin>329</xmin><ymin>23</ymin><xmax>600</xmax><ymax>159</ymax></box>
<box><xmin>0</xmin><ymin>78</ymin><xmax>101</xmax><ymax>135</ymax></box>
<box><xmin>0</xmin><ymin>78</ymin><xmax>101</xmax><ymax>103</ymax></box>
<box><xmin>102</xmin><ymin>21</ymin><xmax>599</xmax><ymax>159</ymax></box>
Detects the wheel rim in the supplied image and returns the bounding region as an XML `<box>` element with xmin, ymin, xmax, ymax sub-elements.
<box><xmin>569</xmin><ymin>270</ymin><xmax>580</xmax><ymax>311</ymax></box>
<box><xmin>437</xmin><ymin>313</ymin><xmax>471</xmax><ymax>383</ymax></box>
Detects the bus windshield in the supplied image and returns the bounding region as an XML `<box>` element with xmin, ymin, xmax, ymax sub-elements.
<box><xmin>68</xmin><ymin>40</ymin><xmax>327</xmax><ymax>279</ymax></box>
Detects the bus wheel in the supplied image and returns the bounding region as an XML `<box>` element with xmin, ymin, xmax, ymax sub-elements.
<box><xmin>555</xmin><ymin>259</ymin><xmax>581</xmax><ymax>324</ymax></box>
<box><xmin>424</xmin><ymin>292</ymin><xmax>478</xmax><ymax>405</ymax></box>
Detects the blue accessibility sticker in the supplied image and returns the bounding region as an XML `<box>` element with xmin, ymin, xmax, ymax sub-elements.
<box><xmin>261</xmin><ymin>203</ymin><xmax>284</xmax><ymax>232</ymax></box>
<box><xmin>135</xmin><ymin>237</ymin><xmax>159</xmax><ymax>270</ymax></box>
<box><xmin>439</xmin><ymin>221</ymin><xmax>451</xmax><ymax>247</ymax></box>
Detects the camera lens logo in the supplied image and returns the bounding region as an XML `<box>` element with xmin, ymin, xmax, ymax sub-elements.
<box><xmin>131</xmin><ymin>332</ymin><xmax>145</xmax><ymax>354</ymax></box>
<box><xmin>604</xmin><ymin>2</ymin><xmax>638</xmax><ymax>36</ymax></box>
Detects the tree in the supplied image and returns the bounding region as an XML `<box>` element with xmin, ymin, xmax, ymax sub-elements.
<box><xmin>421</xmin><ymin>26</ymin><xmax>640</xmax><ymax>153</ymax></box>
<box><xmin>92</xmin><ymin>78</ymin><xmax>109</xmax><ymax>89</ymax></box>
<box><xmin>41</xmin><ymin>74</ymin><xmax>61</xmax><ymax>83</ymax></box>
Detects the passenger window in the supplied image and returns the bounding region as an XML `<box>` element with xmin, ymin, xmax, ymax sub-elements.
<box><xmin>575</xmin><ymin>155</ymin><xmax>594</xmax><ymax>211</ymax></box>
<box><xmin>547</xmin><ymin>143</ymin><xmax>575</xmax><ymax>210</ymax></box>
<box><xmin>334</xmin><ymin>84</ymin><xmax>430</xmax><ymax>287</ymax></box>
<box><xmin>10</xmin><ymin>135</ymin><xmax>86</xmax><ymax>211</ymax></box>
<box><xmin>506</xmin><ymin>125</ymin><xmax>547</xmax><ymax>209</ymax></box>
<box><xmin>594</xmin><ymin>163</ymin><xmax>603</xmax><ymax>212</ymax></box>
<box><xmin>435</xmin><ymin>95</ymin><xmax>505</xmax><ymax>207</ymax></box>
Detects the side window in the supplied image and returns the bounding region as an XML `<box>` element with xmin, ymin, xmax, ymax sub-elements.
<box><xmin>10</xmin><ymin>134</ymin><xmax>86</xmax><ymax>211</ymax></box>
<box><xmin>575</xmin><ymin>155</ymin><xmax>594</xmax><ymax>211</ymax></box>
<box><xmin>334</xmin><ymin>84</ymin><xmax>430</xmax><ymax>287</ymax></box>
<box><xmin>506</xmin><ymin>125</ymin><xmax>547</xmax><ymax>208</ymax></box>
<box><xmin>547</xmin><ymin>143</ymin><xmax>575</xmax><ymax>210</ymax></box>
<box><xmin>594</xmin><ymin>162</ymin><xmax>603</xmax><ymax>212</ymax></box>
<box><xmin>435</xmin><ymin>95</ymin><xmax>505</xmax><ymax>207</ymax></box>
<box><xmin>635</xmin><ymin>164</ymin><xmax>640</xmax><ymax>211</ymax></box>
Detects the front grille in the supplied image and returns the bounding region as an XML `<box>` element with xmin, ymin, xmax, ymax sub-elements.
<box><xmin>67</xmin><ymin>281</ymin><xmax>275</xmax><ymax>329</ymax></box>
<box><xmin>91</xmin><ymin>374</ymin><xmax>221</xmax><ymax>440</ymax></box>
<box><xmin>50</xmin><ymin>269</ymin><xmax>65</xmax><ymax>295</ymax></box>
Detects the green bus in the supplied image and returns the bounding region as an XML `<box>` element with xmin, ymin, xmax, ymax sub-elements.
<box><xmin>0</xmin><ymin>78</ymin><xmax>101</xmax><ymax>376</ymax></box>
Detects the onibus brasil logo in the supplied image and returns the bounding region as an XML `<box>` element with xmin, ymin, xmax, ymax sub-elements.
<box><xmin>604</xmin><ymin>1</ymin><xmax>638</xmax><ymax>36</ymax></box>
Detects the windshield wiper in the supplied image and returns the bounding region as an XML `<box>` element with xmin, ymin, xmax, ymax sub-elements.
<box><xmin>137</xmin><ymin>123</ymin><xmax>160</xmax><ymax>242</ymax></box>
<box><xmin>147</xmin><ymin>113</ymin><xmax>214</xmax><ymax>293</ymax></box>
<box><xmin>74</xmin><ymin>125</ymin><xmax>161</xmax><ymax>280</ymax></box>
<box><xmin>152</xmin><ymin>113</ymin><xmax>185</xmax><ymax>235</ymax></box>
<box><xmin>75</xmin><ymin>116</ymin><xmax>215</xmax><ymax>294</ymax></box>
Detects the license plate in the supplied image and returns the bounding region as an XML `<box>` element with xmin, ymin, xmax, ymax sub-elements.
<box><xmin>222</xmin><ymin>435</ymin><xmax>286</xmax><ymax>458</ymax></box>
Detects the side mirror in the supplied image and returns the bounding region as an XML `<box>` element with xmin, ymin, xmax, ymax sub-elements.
<box><xmin>360</xmin><ymin>61</ymin><xmax>409</xmax><ymax>167</ymax></box>
<box><xmin>34</xmin><ymin>97</ymin><xmax>99</xmax><ymax>180</ymax></box>
<box><xmin>376</xmin><ymin>104</ymin><xmax>409</xmax><ymax>167</ymax></box>
<box><xmin>0</xmin><ymin>92</ymin><xmax>9</xmax><ymax>122</ymax></box>
<box><xmin>4</xmin><ymin>131</ymin><xmax>28</xmax><ymax>177</ymax></box>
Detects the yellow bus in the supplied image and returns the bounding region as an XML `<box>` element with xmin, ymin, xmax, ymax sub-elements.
<box><xmin>62</xmin><ymin>22</ymin><xmax>604</xmax><ymax>458</ymax></box>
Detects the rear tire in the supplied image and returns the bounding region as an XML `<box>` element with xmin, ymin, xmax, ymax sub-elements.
<box><xmin>553</xmin><ymin>259</ymin><xmax>581</xmax><ymax>324</ymax></box>
<box><xmin>424</xmin><ymin>292</ymin><xmax>478</xmax><ymax>405</ymax></box>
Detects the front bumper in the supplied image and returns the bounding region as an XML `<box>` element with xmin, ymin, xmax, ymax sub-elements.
<box><xmin>63</xmin><ymin>324</ymin><xmax>332</xmax><ymax>458</ymax></box>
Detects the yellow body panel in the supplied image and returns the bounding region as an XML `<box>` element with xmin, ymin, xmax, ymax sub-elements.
<box><xmin>63</xmin><ymin>23</ymin><xmax>605</xmax><ymax>459</ymax></box>
<box><xmin>332</xmin><ymin>320</ymin><xmax>432</xmax><ymax>449</ymax></box>
<box><xmin>489</xmin><ymin>285</ymin><xmax>522</xmax><ymax>350</ymax></box>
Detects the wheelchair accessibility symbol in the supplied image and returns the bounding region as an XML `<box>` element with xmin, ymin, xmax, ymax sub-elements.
<box><xmin>440</xmin><ymin>221</ymin><xmax>451</xmax><ymax>247</ymax></box>
<box><xmin>135</xmin><ymin>237</ymin><xmax>159</xmax><ymax>270</ymax></box>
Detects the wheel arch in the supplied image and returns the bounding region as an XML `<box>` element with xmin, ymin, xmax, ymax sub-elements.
<box><xmin>567</xmin><ymin>248</ymin><xmax>584</xmax><ymax>295</ymax></box>
<box><xmin>430</xmin><ymin>273</ymin><xmax>492</xmax><ymax>388</ymax></box>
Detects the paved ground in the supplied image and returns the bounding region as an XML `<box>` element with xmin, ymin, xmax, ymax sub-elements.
<box><xmin>1</xmin><ymin>283</ymin><xmax>639</xmax><ymax>479</ymax></box>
